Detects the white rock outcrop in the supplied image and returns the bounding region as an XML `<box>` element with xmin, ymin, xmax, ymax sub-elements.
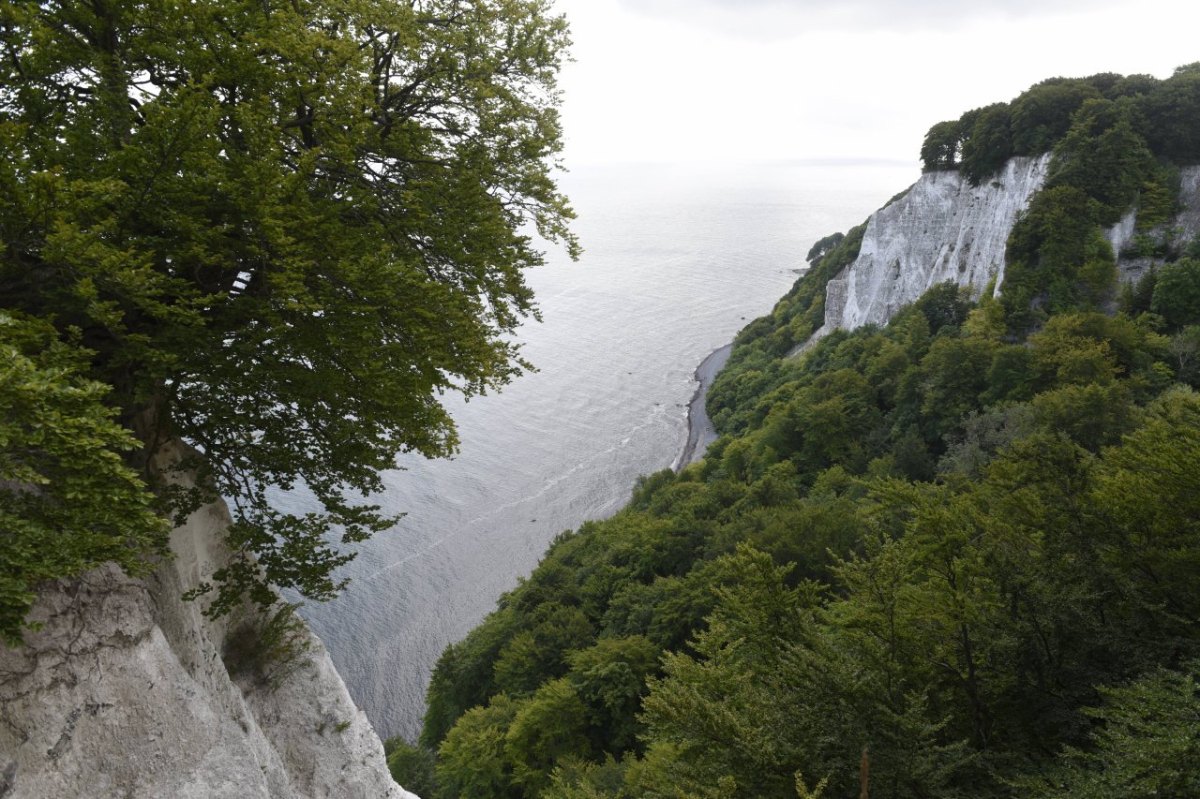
<box><xmin>818</xmin><ymin>155</ymin><xmax>1052</xmax><ymax>337</ymax></box>
<box><xmin>1109</xmin><ymin>165</ymin><xmax>1200</xmax><ymax>285</ymax></box>
<box><xmin>809</xmin><ymin>158</ymin><xmax>1200</xmax><ymax>349</ymax></box>
<box><xmin>1169</xmin><ymin>166</ymin><xmax>1200</xmax><ymax>245</ymax></box>
<box><xmin>0</xmin><ymin>442</ymin><xmax>417</xmax><ymax>799</ymax></box>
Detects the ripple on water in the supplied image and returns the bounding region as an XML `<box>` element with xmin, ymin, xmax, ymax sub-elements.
<box><xmin>285</xmin><ymin>160</ymin><xmax>916</xmax><ymax>741</ymax></box>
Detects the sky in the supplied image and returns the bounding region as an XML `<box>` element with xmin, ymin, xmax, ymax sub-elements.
<box><xmin>551</xmin><ymin>0</ymin><xmax>1198</xmax><ymax>167</ymax></box>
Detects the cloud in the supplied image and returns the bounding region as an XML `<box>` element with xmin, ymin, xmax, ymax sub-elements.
<box><xmin>614</xmin><ymin>0</ymin><xmax>1123</xmax><ymax>38</ymax></box>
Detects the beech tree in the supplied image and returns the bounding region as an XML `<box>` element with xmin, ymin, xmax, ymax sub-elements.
<box><xmin>0</xmin><ymin>0</ymin><xmax>576</xmax><ymax>632</ymax></box>
<box><xmin>0</xmin><ymin>313</ymin><xmax>169</xmax><ymax>642</ymax></box>
<box><xmin>919</xmin><ymin>120</ymin><xmax>962</xmax><ymax>171</ymax></box>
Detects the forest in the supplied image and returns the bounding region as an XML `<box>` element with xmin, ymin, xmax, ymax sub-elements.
<box><xmin>395</xmin><ymin>65</ymin><xmax>1200</xmax><ymax>798</ymax></box>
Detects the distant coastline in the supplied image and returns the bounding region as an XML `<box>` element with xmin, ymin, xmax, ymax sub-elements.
<box><xmin>675</xmin><ymin>343</ymin><xmax>733</xmax><ymax>470</ymax></box>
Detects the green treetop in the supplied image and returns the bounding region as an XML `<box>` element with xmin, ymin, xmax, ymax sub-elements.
<box><xmin>0</xmin><ymin>0</ymin><xmax>576</xmax><ymax>633</ymax></box>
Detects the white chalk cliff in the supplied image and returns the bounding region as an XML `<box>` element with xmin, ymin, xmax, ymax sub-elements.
<box><xmin>819</xmin><ymin>155</ymin><xmax>1052</xmax><ymax>337</ymax></box>
<box><xmin>809</xmin><ymin>157</ymin><xmax>1200</xmax><ymax>345</ymax></box>
<box><xmin>0</xmin><ymin>442</ymin><xmax>417</xmax><ymax>799</ymax></box>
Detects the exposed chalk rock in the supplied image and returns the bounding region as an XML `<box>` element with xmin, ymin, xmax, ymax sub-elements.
<box><xmin>1176</xmin><ymin>166</ymin><xmax>1200</xmax><ymax>244</ymax></box>
<box><xmin>1111</xmin><ymin>165</ymin><xmax>1200</xmax><ymax>287</ymax></box>
<box><xmin>815</xmin><ymin>155</ymin><xmax>1052</xmax><ymax>341</ymax></box>
<box><xmin>0</xmin><ymin>442</ymin><xmax>417</xmax><ymax>799</ymax></box>
<box><xmin>801</xmin><ymin>160</ymin><xmax>1200</xmax><ymax>353</ymax></box>
<box><xmin>1106</xmin><ymin>207</ymin><xmax>1139</xmax><ymax>260</ymax></box>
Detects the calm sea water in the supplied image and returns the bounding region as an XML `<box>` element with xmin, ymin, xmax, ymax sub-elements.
<box><xmin>289</xmin><ymin>160</ymin><xmax>915</xmax><ymax>741</ymax></box>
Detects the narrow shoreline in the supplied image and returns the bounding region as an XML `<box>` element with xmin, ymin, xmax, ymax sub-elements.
<box><xmin>674</xmin><ymin>343</ymin><xmax>733</xmax><ymax>471</ymax></box>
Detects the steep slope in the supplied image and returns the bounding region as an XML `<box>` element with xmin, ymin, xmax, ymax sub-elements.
<box><xmin>1108</xmin><ymin>164</ymin><xmax>1200</xmax><ymax>283</ymax></box>
<box><xmin>819</xmin><ymin>155</ymin><xmax>1051</xmax><ymax>336</ymax></box>
<box><xmin>0</xmin><ymin>442</ymin><xmax>414</xmax><ymax>799</ymax></box>
<box><xmin>814</xmin><ymin>158</ymin><xmax>1200</xmax><ymax>345</ymax></box>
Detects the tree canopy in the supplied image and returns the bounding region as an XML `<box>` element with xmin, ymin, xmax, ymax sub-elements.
<box><xmin>921</xmin><ymin>68</ymin><xmax>1200</xmax><ymax>182</ymax></box>
<box><xmin>0</xmin><ymin>0</ymin><xmax>575</xmax><ymax>634</ymax></box>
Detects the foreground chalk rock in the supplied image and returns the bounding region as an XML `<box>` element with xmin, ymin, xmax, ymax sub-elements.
<box><xmin>0</xmin><ymin>443</ymin><xmax>415</xmax><ymax>799</ymax></box>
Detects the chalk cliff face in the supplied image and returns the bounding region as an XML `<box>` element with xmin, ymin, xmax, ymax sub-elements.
<box><xmin>1176</xmin><ymin>166</ymin><xmax>1200</xmax><ymax>243</ymax></box>
<box><xmin>0</xmin><ymin>442</ymin><xmax>415</xmax><ymax>799</ymax></box>
<box><xmin>819</xmin><ymin>155</ymin><xmax>1052</xmax><ymax>336</ymax></box>
<box><xmin>813</xmin><ymin>158</ymin><xmax>1200</xmax><ymax>343</ymax></box>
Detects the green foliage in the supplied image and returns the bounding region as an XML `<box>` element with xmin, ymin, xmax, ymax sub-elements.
<box><xmin>633</xmin><ymin>548</ymin><xmax>818</xmax><ymax>798</ymax></box>
<box><xmin>0</xmin><ymin>0</ymin><xmax>574</xmax><ymax>620</ymax></box>
<box><xmin>1048</xmin><ymin>98</ymin><xmax>1158</xmax><ymax>224</ymax></box>
<box><xmin>805</xmin><ymin>232</ymin><xmax>844</xmax><ymax>264</ymax></box>
<box><xmin>422</xmin><ymin>606</ymin><xmax>520</xmax><ymax>748</ymax></box>
<box><xmin>0</xmin><ymin>313</ymin><xmax>168</xmax><ymax>644</ymax></box>
<box><xmin>385</xmin><ymin>737</ymin><xmax>438</xmax><ymax>798</ymax></box>
<box><xmin>990</xmin><ymin>137</ymin><xmax>1142</xmax><ymax>331</ymax></box>
<box><xmin>1133</xmin><ymin>168</ymin><xmax>1178</xmax><ymax>232</ymax></box>
<box><xmin>1119</xmin><ymin>267</ymin><xmax>1157</xmax><ymax>315</ymax></box>
<box><xmin>425</xmin><ymin>271</ymin><xmax>1194</xmax><ymax>797</ymax></box>
<box><xmin>505</xmin><ymin>678</ymin><xmax>593</xmax><ymax>796</ymax></box>
<box><xmin>1002</xmin><ymin>186</ymin><xmax>1115</xmax><ymax>333</ymax></box>
<box><xmin>1140</xmin><ymin>66</ymin><xmax>1200</xmax><ymax>163</ymax></box>
<box><xmin>925</xmin><ymin>65</ymin><xmax>1200</xmax><ymax>189</ymax></box>
<box><xmin>566</xmin><ymin>636</ymin><xmax>660</xmax><ymax>753</ymax></box>
<box><xmin>920</xmin><ymin>120</ymin><xmax>963</xmax><ymax>171</ymax></box>
<box><xmin>1168</xmin><ymin>325</ymin><xmax>1200</xmax><ymax>385</ymax></box>
<box><xmin>911</xmin><ymin>281</ymin><xmax>973</xmax><ymax>335</ymax></box>
<box><xmin>1151</xmin><ymin>257</ymin><xmax>1200</xmax><ymax>330</ymax></box>
<box><xmin>1026</xmin><ymin>665</ymin><xmax>1200</xmax><ymax>798</ymax></box>
<box><xmin>1010</xmin><ymin>79</ymin><xmax>1101</xmax><ymax>155</ymax></box>
<box><xmin>959</xmin><ymin>103</ymin><xmax>1014</xmax><ymax>185</ymax></box>
<box><xmin>542</xmin><ymin>756</ymin><xmax>628</xmax><ymax>799</ymax></box>
<box><xmin>794</xmin><ymin>773</ymin><xmax>828</xmax><ymax>799</ymax></box>
<box><xmin>708</xmin><ymin>222</ymin><xmax>869</xmax><ymax>437</ymax></box>
<box><xmin>493</xmin><ymin>603</ymin><xmax>595</xmax><ymax>696</ymax></box>
<box><xmin>221</xmin><ymin>602</ymin><xmax>313</xmax><ymax>691</ymax></box>
<box><xmin>1090</xmin><ymin>387</ymin><xmax>1200</xmax><ymax>630</ymax></box>
<box><xmin>435</xmin><ymin>695</ymin><xmax>522</xmax><ymax>799</ymax></box>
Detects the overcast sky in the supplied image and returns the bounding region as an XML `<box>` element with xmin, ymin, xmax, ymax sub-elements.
<box><xmin>552</xmin><ymin>0</ymin><xmax>1198</xmax><ymax>166</ymax></box>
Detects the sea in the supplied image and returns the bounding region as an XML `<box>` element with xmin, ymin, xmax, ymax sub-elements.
<box><xmin>288</xmin><ymin>159</ymin><xmax>916</xmax><ymax>742</ymax></box>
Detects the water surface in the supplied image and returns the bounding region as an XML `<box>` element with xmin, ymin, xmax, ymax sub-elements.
<box><xmin>292</xmin><ymin>160</ymin><xmax>916</xmax><ymax>741</ymax></box>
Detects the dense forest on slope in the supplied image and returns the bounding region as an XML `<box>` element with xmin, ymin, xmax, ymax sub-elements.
<box><xmin>396</xmin><ymin>65</ymin><xmax>1200</xmax><ymax>799</ymax></box>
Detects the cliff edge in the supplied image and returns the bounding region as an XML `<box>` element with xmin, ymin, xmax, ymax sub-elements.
<box><xmin>807</xmin><ymin>157</ymin><xmax>1200</xmax><ymax>347</ymax></box>
<box><xmin>0</xmin><ymin>442</ymin><xmax>414</xmax><ymax>799</ymax></box>
<box><xmin>822</xmin><ymin>154</ymin><xmax>1052</xmax><ymax>336</ymax></box>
